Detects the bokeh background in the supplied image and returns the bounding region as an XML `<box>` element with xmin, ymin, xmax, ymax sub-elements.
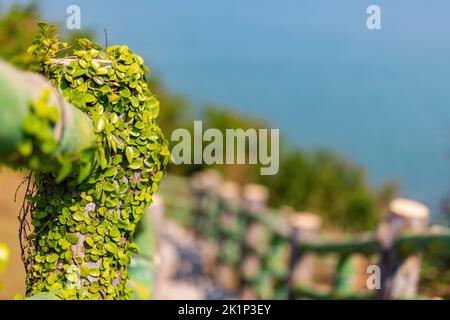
<box><xmin>0</xmin><ymin>0</ymin><xmax>449</xmax><ymax>298</ymax></box>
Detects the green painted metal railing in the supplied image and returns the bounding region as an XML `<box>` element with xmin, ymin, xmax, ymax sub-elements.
<box><xmin>0</xmin><ymin>60</ymin><xmax>95</xmax><ymax>166</ymax></box>
<box><xmin>159</xmin><ymin>171</ymin><xmax>450</xmax><ymax>300</ymax></box>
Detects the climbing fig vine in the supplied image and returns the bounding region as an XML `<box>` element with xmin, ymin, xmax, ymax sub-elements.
<box><xmin>18</xmin><ymin>23</ymin><xmax>170</xmax><ymax>299</ymax></box>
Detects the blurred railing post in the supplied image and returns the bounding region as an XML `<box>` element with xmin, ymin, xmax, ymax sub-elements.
<box><xmin>240</xmin><ymin>253</ymin><xmax>260</xmax><ymax>299</ymax></box>
<box><xmin>190</xmin><ymin>170</ymin><xmax>222</xmax><ymax>238</ymax></box>
<box><xmin>240</xmin><ymin>184</ymin><xmax>269</xmax><ymax>298</ymax></box>
<box><xmin>128</xmin><ymin>194</ymin><xmax>165</xmax><ymax>300</ymax></box>
<box><xmin>286</xmin><ymin>212</ymin><xmax>322</xmax><ymax>299</ymax></box>
<box><xmin>206</xmin><ymin>181</ymin><xmax>241</xmax><ymax>278</ymax></box>
<box><xmin>149</xmin><ymin>194</ymin><xmax>166</xmax><ymax>297</ymax></box>
<box><xmin>190</xmin><ymin>171</ymin><xmax>208</xmax><ymax>238</ymax></box>
<box><xmin>376</xmin><ymin>198</ymin><xmax>429</xmax><ymax>299</ymax></box>
<box><xmin>334</xmin><ymin>254</ymin><xmax>369</xmax><ymax>296</ymax></box>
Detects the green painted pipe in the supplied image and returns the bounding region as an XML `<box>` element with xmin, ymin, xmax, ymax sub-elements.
<box><xmin>0</xmin><ymin>59</ymin><xmax>95</xmax><ymax>168</ymax></box>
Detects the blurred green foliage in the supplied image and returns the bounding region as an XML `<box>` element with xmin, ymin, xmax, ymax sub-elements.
<box><xmin>0</xmin><ymin>243</ymin><xmax>9</xmax><ymax>291</ymax></box>
<box><xmin>0</xmin><ymin>2</ymin><xmax>39</xmax><ymax>66</ymax></box>
<box><xmin>162</xmin><ymin>105</ymin><xmax>397</xmax><ymax>231</ymax></box>
<box><xmin>0</xmin><ymin>2</ymin><xmax>93</xmax><ymax>68</ymax></box>
<box><xmin>259</xmin><ymin>149</ymin><xmax>393</xmax><ymax>231</ymax></box>
<box><xmin>420</xmin><ymin>255</ymin><xmax>450</xmax><ymax>299</ymax></box>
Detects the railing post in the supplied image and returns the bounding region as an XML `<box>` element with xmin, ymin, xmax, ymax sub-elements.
<box><xmin>205</xmin><ymin>181</ymin><xmax>240</xmax><ymax>278</ymax></box>
<box><xmin>240</xmin><ymin>184</ymin><xmax>269</xmax><ymax>298</ymax></box>
<box><xmin>190</xmin><ymin>170</ymin><xmax>222</xmax><ymax>238</ymax></box>
<box><xmin>148</xmin><ymin>194</ymin><xmax>165</xmax><ymax>298</ymax></box>
<box><xmin>334</xmin><ymin>254</ymin><xmax>369</xmax><ymax>296</ymax></box>
<box><xmin>376</xmin><ymin>198</ymin><xmax>429</xmax><ymax>299</ymax></box>
<box><xmin>128</xmin><ymin>194</ymin><xmax>165</xmax><ymax>300</ymax></box>
<box><xmin>286</xmin><ymin>212</ymin><xmax>322</xmax><ymax>299</ymax></box>
<box><xmin>190</xmin><ymin>171</ymin><xmax>208</xmax><ymax>238</ymax></box>
<box><xmin>240</xmin><ymin>254</ymin><xmax>260</xmax><ymax>299</ymax></box>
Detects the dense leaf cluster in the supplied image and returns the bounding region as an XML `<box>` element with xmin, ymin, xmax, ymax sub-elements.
<box><xmin>22</xmin><ymin>24</ymin><xmax>169</xmax><ymax>299</ymax></box>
